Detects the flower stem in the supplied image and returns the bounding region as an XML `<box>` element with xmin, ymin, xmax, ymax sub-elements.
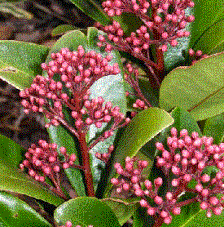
<box><xmin>79</xmin><ymin>132</ymin><xmax>95</xmax><ymax>197</ymax></box>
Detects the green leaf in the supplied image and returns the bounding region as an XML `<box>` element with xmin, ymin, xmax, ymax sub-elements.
<box><xmin>133</xmin><ymin>206</ymin><xmax>154</xmax><ymax>227</ymax></box>
<box><xmin>54</xmin><ymin>197</ymin><xmax>121</xmax><ymax>227</ymax></box>
<box><xmin>190</xmin><ymin>0</ymin><xmax>224</xmax><ymax>48</ymax></box>
<box><xmin>203</xmin><ymin>112</ymin><xmax>224</xmax><ymax>144</ymax></box>
<box><xmin>44</xmin><ymin>30</ymin><xmax>88</xmax><ymax>197</ymax></box>
<box><xmin>0</xmin><ymin>191</ymin><xmax>51</xmax><ymax>227</ymax></box>
<box><xmin>0</xmin><ymin>2</ymin><xmax>33</xmax><ymax>19</ymax></box>
<box><xmin>51</xmin><ymin>24</ymin><xmax>77</xmax><ymax>37</ymax></box>
<box><xmin>0</xmin><ymin>159</ymin><xmax>63</xmax><ymax>206</ymax></box>
<box><xmin>0</xmin><ymin>134</ymin><xmax>25</xmax><ymax>168</ymax></box>
<box><xmin>161</xmin><ymin>202</ymin><xmax>200</xmax><ymax>227</ymax></box>
<box><xmin>45</xmin><ymin>30</ymin><xmax>87</xmax><ymax>54</ymax></box>
<box><xmin>193</xmin><ymin>20</ymin><xmax>224</xmax><ymax>55</ymax></box>
<box><xmin>103</xmin><ymin>108</ymin><xmax>173</xmax><ymax>196</ymax></box>
<box><xmin>138</xmin><ymin>76</ymin><xmax>159</xmax><ymax>107</ymax></box>
<box><xmin>141</xmin><ymin>107</ymin><xmax>202</xmax><ymax>160</ymax></box>
<box><xmin>159</xmin><ymin>53</ymin><xmax>224</xmax><ymax>121</ymax></box>
<box><xmin>170</xmin><ymin>107</ymin><xmax>202</xmax><ymax>136</ymax></box>
<box><xmin>163</xmin><ymin>201</ymin><xmax>224</xmax><ymax>227</ymax></box>
<box><xmin>0</xmin><ymin>40</ymin><xmax>49</xmax><ymax>90</ymax></box>
<box><xmin>69</xmin><ymin>0</ymin><xmax>110</xmax><ymax>26</ymax></box>
<box><xmin>102</xmin><ymin>198</ymin><xmax>140</xmax><ymax>226</ymax></box>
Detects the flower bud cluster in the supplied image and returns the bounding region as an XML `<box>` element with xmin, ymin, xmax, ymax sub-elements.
<box><xmin>60</xmin><ymin>221</ymin><xmax>93</xmax><ymax>227</ymax></box>
<box><xmin>112</xmin><ymin>128</ymin><xmax>224</xmax><ymax>224</ymax></box>
<box><xmin>20</xmin><ymin>47</ymin><xmax>130</xmax><ymax>137</ymax></box>
<box><xmin>111</xmin><ymin>156</ymin><xmax>148</xmax><ymax>194</ymax></box>
<box><xmin>71</xmin><ymin>96</ymin><xmax>130</xmax><ymax>132</ymax></box>
<box><xmin>97</xmin><ymin>0</ymin><xmax>195</xmax><ymax>53</ymax></box>
<box><xmin>188</xmin><ymin>48</ymin><xmax>208</xmax><ymax>64</ymax></box>
<box><xmin>111</xmin><ymin>157</ymin><xmax>177</xmax><ymax>224</ymax></box>
<box><xmin>156</xmin><ymin>127</ymin><xmax>224</xmax><ymax>218</ymax></box>
<box><xmin>133</xmin><ymin>99</ymin><xmax>148</xmax><ymax>110</ymax></box>
<box><xmin>41</xmin><ymin>46</ymin><xmax>120</xmax><ymax>83</ymax></box>
<box><xmin>20</xmin><ymin>140</ymin><xmax>76</xmax><ymax>183</ymax></box>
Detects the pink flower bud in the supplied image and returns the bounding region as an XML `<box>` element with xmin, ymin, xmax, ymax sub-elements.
<box><xmin>147</xmin><ymin>207</ymin><xmax>156</xmax><ymax>216</ymax></box>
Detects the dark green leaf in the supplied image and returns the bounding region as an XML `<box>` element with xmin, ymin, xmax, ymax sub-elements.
<box><xmin>163</xmin><ymin>201</ymin><xmax>224</xmax><ymax>227</ymax></box>
<box><xmin>160</xmin><ymin>53</ymin><xmax>224</xmax><ymax>121</ymax></box>
<box><xmin>0</xmin><ymin>191</ymin><xmax>51</xmax><ymax>227</ymax></box>
<box><xmin>102</xmin><ymin>198</ymin><xmax>140</xmax><ymax>226</ymax></box>
<box><xmin>69</xmin><ymin>0</ymin><xmax>110</xmax><ymax>25</ymax></box>
<box><xmin>203</xmin><ymin>113</ymin><xmax>224</xmax><ymax>144</ymax></box>
<box><xmin>193</xmin><ymin>20</ymin><xmax>224</xmax><ymax>55</ymax></box>
<box><xmin>0</xmin><ymin>40</ymin><xmax>49</xmax><ymax>90</ymax></box>
<box><xmin>170</xmin><ymin>107</ymin><xmax>202</xmax><ymax>136</ymax></box>
<box><xmin>54</xmin><ymin>197</ymin><xmax>121</xmax><ymax>227</ymax></box>
<box><xmin>133</xmin><ymin>206</ymin><xmax>154</xmax><ymax>227</ymax></box>
<box><xmin>0</xmin><ymin>134</ymin><xmax>25</xmax><ymax>168</ymax></box>
<box><xmin>0</xmin><ymin>159</ymin><xmax>63</xmax><ymax>206</ymax></box>
<box><xmin>190</xmin><ymin>0</ymin><xmax>224</xmax><ymax>48</ymax></box>
<box><xmin>161</xmin><ymin>202</ymin><xmax>200</xmax><ymax>227</ymax></box>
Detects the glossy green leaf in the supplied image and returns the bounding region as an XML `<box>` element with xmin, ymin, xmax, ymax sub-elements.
<box><xmin>46</xmin><ymin>30</ymin><xmax>87</xmax><ymax>54</ymax></box>
<box><xmin>133</xmin><ymin>206</ymin><xmax>154</xmax><ymax>227</ymax></box>
<box><xmin>190</xmin><ymin>0</ymin><xmax>224</xmax><ymax>48</ymax></box>
<box><xmin>113</xmin><ymin>13</ymin><xmax>143</xmax><ymax>35</ymax></box>
<box><xmin>0</xmin><ymin>134</ymin><xmax>25</xmax><ymax>168</ymax></box>
<box><xmin>203</xmin><ymin>112</ymin><xmax>224</xmax><ymax>144</ymax></box>
<box><xmin>54</xmin><ymin>197</ymin><xmax>121</xmax><ymax>227</ymax></box>
<box><xmin>69</xmin><ymin>0</ymin><xmax>110</xmax><ymax>25</ymax></box>
<box><xmin>0</xmin><ymin>2</ymin><xmax>33</xmax><ymax>19</ymax></box>
<box><xmin>0</xmin><ymin>159</ymin><xmax>63</xmax><ymax>206</ymax></box>
<box><xmin>103</xmin><ymin>108</ymin><xmax>173</xmax><ymax>196</ymax></box>
<box><xmin>0</xmin><ymin>40</ymin><xmax>49</xmax><ymax>90</ymax></box>
<box><xmin>160</xmin><ymin>53</ymin><xmax>224</xmax><ymax>121</ymax></box>
<box><xmin>44</xmin><ymin>30</ymin><xmax>88</xmax><ymax>196</ymax></box>
<box><xmin>51</xmin><ymin>24</ymin><xmax>77</xmax><ymax>37</ymax></box>
<box><xmin>102</xmin><ymin>198</ymin><xmax>140</xmax><ymax>226</ymax></box>
<box><xmin>170</xmin><ymin>107</ymin><xmax>202</xmax><ymax>136</ymax></box>
<box><xmin>163</xmin><ymin>201</ymin><xmax>224</xmax><ymax>227</ymax></box>
<box><xmin>193</xmin><ymin>20</ymin><xmax>224</xmax><ymax>55</ymax></box>
<box><xmin>161</xmin><ymin>202</ymin><xmax>200</xmax><ymax>227</ymax></box>
<box><xmin>140</xmin><ymin>107</ymin><xmax>202</xmax><ymax>161</ymax></box>
<box><xmin>0</xmin><ymin>191</ymin><xmax>51</xmax><ymax>227</ymax></box>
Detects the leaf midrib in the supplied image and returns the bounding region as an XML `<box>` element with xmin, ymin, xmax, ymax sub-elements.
<box><xmin>188</xmin><ymin>86</ymin><xmax>224</xmax><ymax>112</ymax></box>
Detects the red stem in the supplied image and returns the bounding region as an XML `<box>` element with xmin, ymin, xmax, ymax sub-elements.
<box><xmin>176</xmin><ymin>197</ymin><xmax>198</xmax><ymax>207</ymax></box>
<box><xmin>79</xmin><ymin>132</ymin><xmax>95</xmax><ymax>197</ymax></box>
<box><xmin>152</xmin><ymin>215</ymin><xmax>164</xmax><ymax>227</ymax></box>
